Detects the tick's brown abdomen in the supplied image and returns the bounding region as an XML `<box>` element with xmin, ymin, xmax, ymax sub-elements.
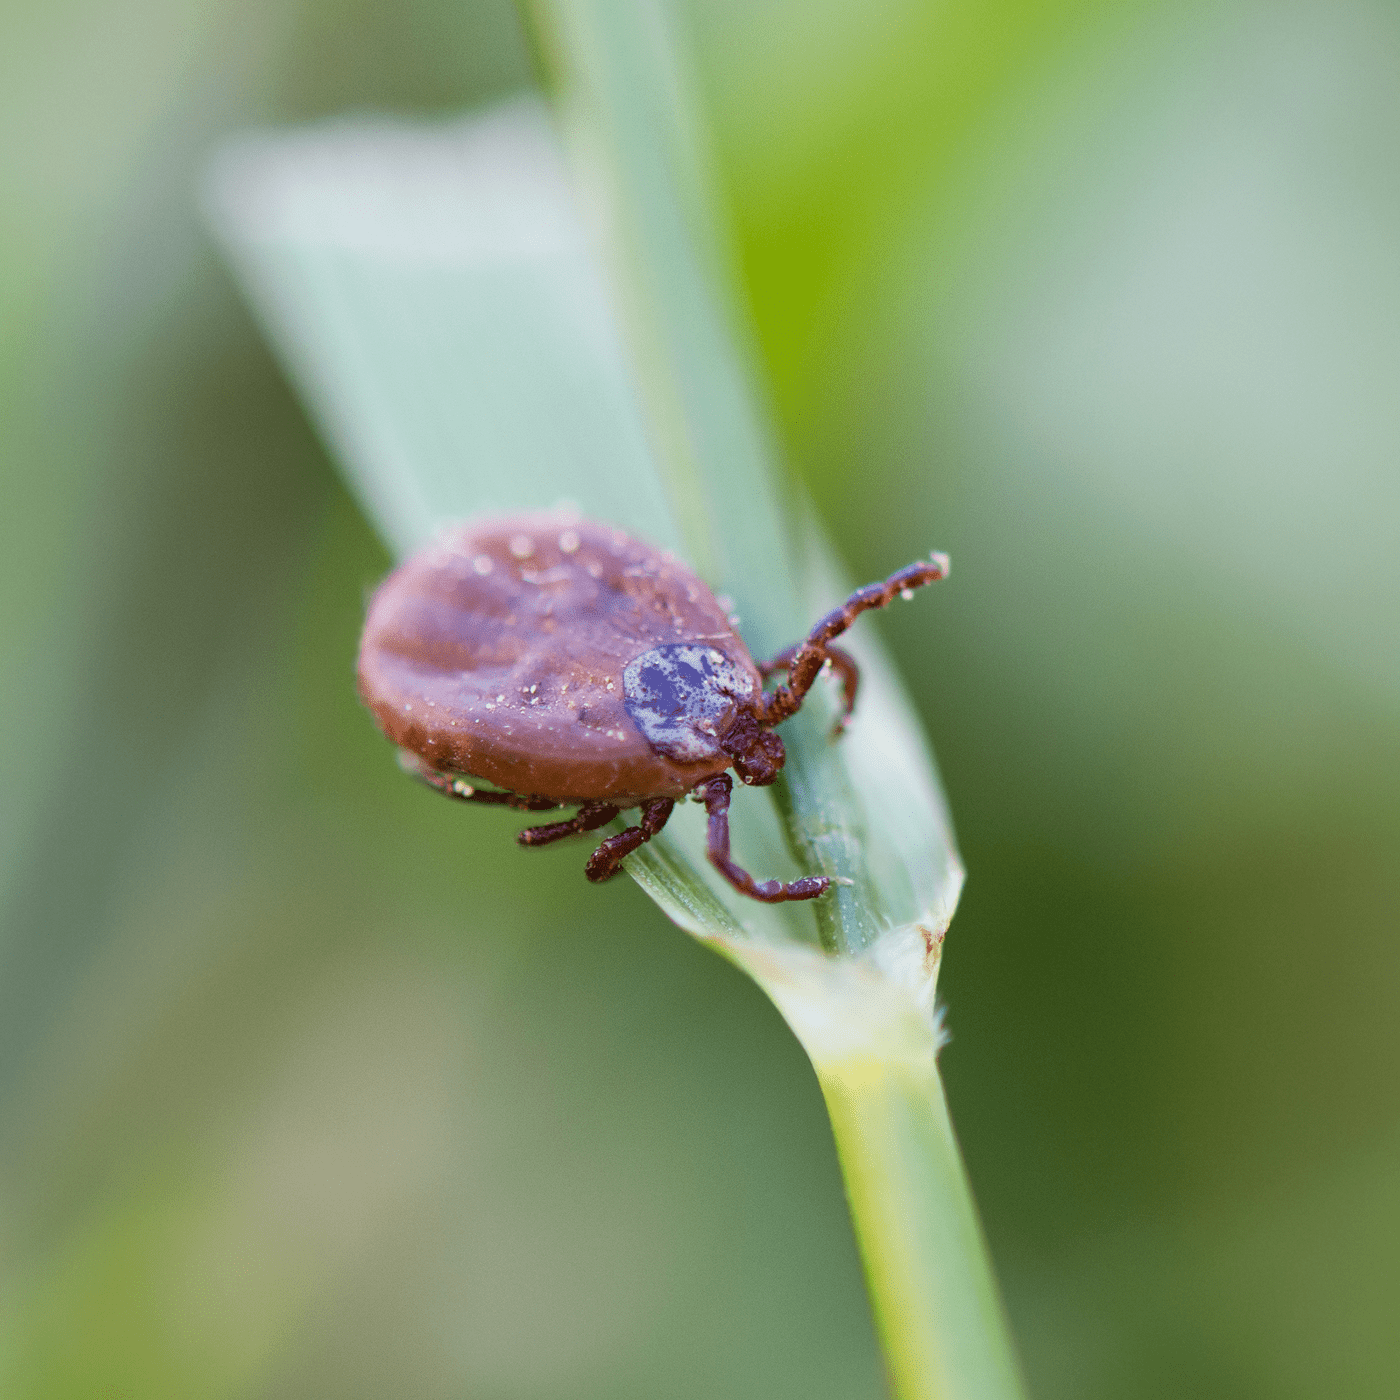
<box><xmin>356</xmin><ymin>513</ymin><xmax>757</xmax><ymax>804</ymax></box>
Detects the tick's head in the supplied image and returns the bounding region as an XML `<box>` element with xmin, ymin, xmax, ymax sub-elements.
<box><xmin>717</xmin><ymin>707</ymin><xmax>786</xmax><ymax>786</ymax></box>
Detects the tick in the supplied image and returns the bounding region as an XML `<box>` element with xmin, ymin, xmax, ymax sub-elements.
<box><xmin>357</xmin><ymin>513</ymin><xmax>948</xmax><ymax>903</ymax></box>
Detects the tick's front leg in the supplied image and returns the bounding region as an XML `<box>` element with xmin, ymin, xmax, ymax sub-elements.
<box><xmin>760</xmin><ymin>643</ymin><xmax>860</xmax><ymax>736</ymax></box>
<box><xmin>696</xmin><ymin>774</ymin><xmax>831</xmax><ymax>903</ymax></box>
<box><xmin>759</xmin><ymin>553</ymin><xmax>948</xmax><ymax>728</ymax></box>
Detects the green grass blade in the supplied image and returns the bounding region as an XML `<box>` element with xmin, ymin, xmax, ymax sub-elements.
<box><xmin>207</xmin><ymin>103</ymin><xmax>680</xmax><ymax>559</ymax></box>
<box><xmin>205</xmin><ymin>96</ymin><xmax>963</xmax><ymax>964</ymax></box>
<box><xmin>820</xmin><ymin>1056</ymin><xmax>1026</xmax><ymax>1400</ymax></box>
<box><xmin>207</xmin><ymin>24</ymin><xmax>1021</xmax><ymax>1390</ymax></box>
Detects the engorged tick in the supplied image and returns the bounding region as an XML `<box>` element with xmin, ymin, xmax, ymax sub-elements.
<box><xmin>356</xmin><ymin>513</ymin><xmax>948</xmax><ymax>903</ymax></box>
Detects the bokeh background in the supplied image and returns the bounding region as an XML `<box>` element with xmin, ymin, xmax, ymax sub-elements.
<box><xmin>3</xmin><ymin>0</ymin><xmax>1398</xmax><ymax>1396</ymax></box>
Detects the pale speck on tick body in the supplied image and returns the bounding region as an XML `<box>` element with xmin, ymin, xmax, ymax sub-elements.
<box><xmin>509</xmin><ymin>534</ymin><xmax>534</xmax><ymax>560</ymax></box>
<box><xmin>558</xmin><ymin>529</ymin><xmax>581</xmax><ymax>553</ymax></box>
<box><xmin>472</xmin><ymin>555</ymin><xmax>493</xmax><ymax>575</ymax></box>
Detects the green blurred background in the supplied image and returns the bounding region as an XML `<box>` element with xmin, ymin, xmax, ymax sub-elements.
<box><xmin>3</xmin><ymin>0</ymin><xmax>1398</xmax><ymax>1395</ymax></box>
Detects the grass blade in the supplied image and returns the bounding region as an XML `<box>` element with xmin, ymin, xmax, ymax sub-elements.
<box><xmin>207</xmin><ymin>17</ymin><xmax>1022</xmax><ymax>1387</ymax></box>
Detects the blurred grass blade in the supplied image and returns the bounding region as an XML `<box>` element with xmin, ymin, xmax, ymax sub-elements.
<box><xmin>205</xmin><ymin>96</ymin><xmax>963</xmax><ymax>973</ymax></box>
<box><xmin>822</xmin><ymin>1059</ymin><xmax>1025</xmax><ymax>1400</ymax></box>
<box><xmin>530</xmin><ymin>7</ymin><xmax>1022</xmax><ymax>1392</ymax></box>
<box><xmin>207</xmin><ymin>14</ymin><xmax>1021</xmax><ymax>1391</ymax></box>
<box><xmin>207</xmin><ymin>102</ymin><xmax>679</xmax><ymax>559</ymax></box>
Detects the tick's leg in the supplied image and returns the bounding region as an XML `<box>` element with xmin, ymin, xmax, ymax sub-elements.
<box><xmin>759</xmin><ymin>553</ymin><xmax>948</xmax><ymax>728</ymax></box>
<box><xmin>585</xmin><ymin>797</ymin><xmax>675</xmax><ymax>882</ymax></box>
<box><xmin>757</xmin><ymin>645</ymin><xmax>798</xmax><ymax>681</ymax></box>
<box><xmin>400</xmin><ymin>753</ymin><xmax>560</xmax><ymax>811</ymax></box>
<box><xmin>519</xmin><ymin>802</ymin><xmax>620</xmax><ymax>848</ymax></box>
<box><xmin>697</xmin><ymin>774</ymin><xmax>830</xmax><ymax>903</ymax></box>
<box><xmin>760</xmin><ymin>643</ymin><xmax>860</xmax><ymax>737</ymax></box>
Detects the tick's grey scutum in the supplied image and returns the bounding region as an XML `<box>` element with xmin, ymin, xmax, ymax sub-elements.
<box><xmin>622</xmin><ymin>644</ymin><xmax>756</xmax><ymax>762</ymax></box>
